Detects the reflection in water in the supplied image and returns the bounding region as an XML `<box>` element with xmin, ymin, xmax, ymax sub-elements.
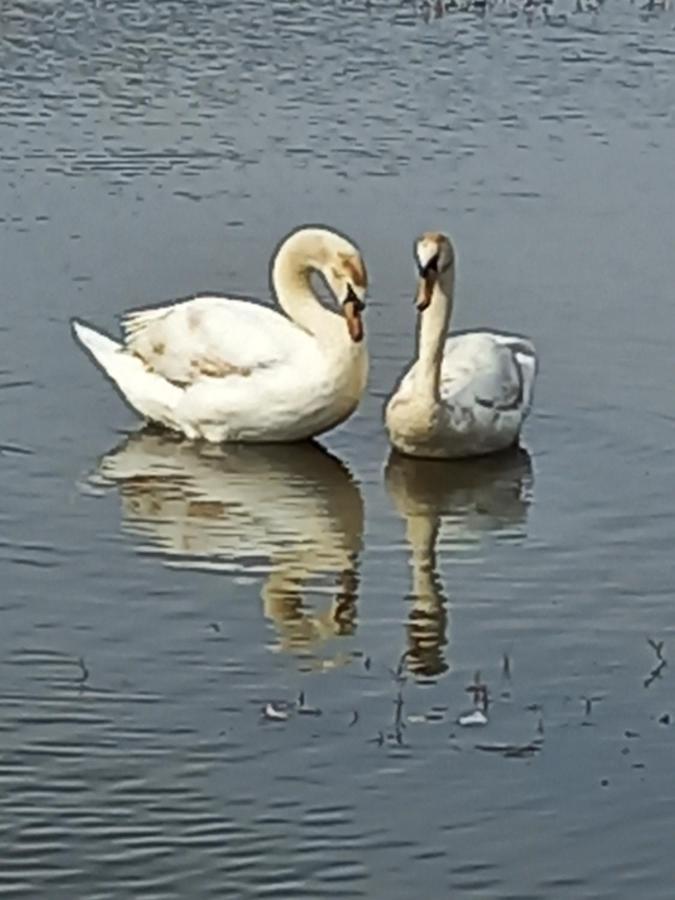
<box><xmin>385</xmin><ymin>449</ymin><xmax>533</xmax><ymax>678</ymax></box>
<box><xmin>96</xmin><ymin>430</ymin><xmax>364</xmax><ymax>665</ymax></box>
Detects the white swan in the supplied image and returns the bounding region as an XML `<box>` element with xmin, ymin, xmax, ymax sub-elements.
<box><xmin>72</xmin><ymin>226</ymin><xmax>369</xmax><ymax>443</ymax></box>
<box><xmin>93</xmin><ymin>430</ymin><xmax>364</xmax><ymax>664</ymax></box>
<box><xmin>385</xmin><ymin>232</ymin><xmax>537</xmax><ymax>459</ymax></box>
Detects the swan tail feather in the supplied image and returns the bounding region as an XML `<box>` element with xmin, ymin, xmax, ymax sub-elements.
<box><xmin>71</xmin><ymin>319</ymin><xmax>183</xmax><ymax>426</ymax></box>
<box><xmin>509</xmin><ymin>342</ymin><xmax>537</xmax><ymax>415</ymax></box>
<box><xmin>121</xmin><ymin>305</ymin><xmax>173</xmax><ymax>341</ymax></box>
<box><xmin>490</xmin><ymin>334</ymin><xmax>538</xmax><ymax>416</ymax></box>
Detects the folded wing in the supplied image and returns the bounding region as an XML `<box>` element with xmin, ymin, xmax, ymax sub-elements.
<box><xmin>122</xmin><ymin>296</ymin><xmax>311</xmax><ymax>386</ymax></box>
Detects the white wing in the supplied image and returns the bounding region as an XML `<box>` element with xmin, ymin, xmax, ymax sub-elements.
<box><xmin>493</xmin><ymin>333</ymin><xmax>537</xmax><ymax>414</ymax></box>
<box><xmin>122</xmin><ymin>295</ymin><xmax>312</xmax><ymax>386</ymax></box>
<box><xmin>440</xmin><ymin>331</ymin><xmax>537</xmax><ymax>416</ymax></box>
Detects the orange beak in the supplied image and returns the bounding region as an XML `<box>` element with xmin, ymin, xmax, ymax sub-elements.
<box><xmin>416</xmin><ymin>273</ymin><xmax>436</xmax><ymax>311</ymax></box>
<box><xmin>343</xmin><ymin>285</ymin><xmax>365</xmax><ymax>343</ymax></box>
<box><xmin>344</xmin><ymin>299</ymin><xmax>364</xmax><ymax>343</ymax></box>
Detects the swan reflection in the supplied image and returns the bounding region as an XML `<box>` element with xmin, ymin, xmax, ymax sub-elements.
<box><xmin>96</xmin><ymin>430</ymin><xmax>364</xmax><ymax>666</ymax></box>
<box><xmin>384</xmin><ymin>448</ymin><xmax>533</xmax><ymax>678</ymax></box>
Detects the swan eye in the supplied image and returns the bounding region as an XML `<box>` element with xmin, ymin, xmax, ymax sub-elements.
<box><xmin>419</xmin><ymin>254</ymin><xmax>439</xmax><ymax>277</ymax></box>
<box><xmin>344</xmin><ymin>284</ymin><xmax>365</xmax><ymax>311</ymax></box>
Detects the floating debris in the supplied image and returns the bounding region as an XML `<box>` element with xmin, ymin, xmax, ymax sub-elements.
<box><xmin>349</xmin><ymin>710</ymin><xmax>359</xmax><ymax>727</ymax></box>
<box><xmin>644</xmin><ymin>638</ymin><xmax>667</xmax><ymax>688</ymax></box>
<box><xmin>388</xmin><ymin>651</ymin><xmax>409</xmax><ymax>684</ymax></box>
<box><xmin>392</xmin><ymin>691</ymin><xmax>406</xmax><ymax>742</ymax></box>
<box><xmin>647</xmin><ymin>638</ymin><xmax>665</xmax><ymax>660</ymax></box>
<box><xmin>209</xmin><ymin>622</ymin><xmax>221</xmax><ymax>633</ymax></box>
<box><xmin>458</xmin><ymin>709</ymin><xmax>488</xmax><ymax>727</ymax></box>
<box><xmin>262</xmin><ymin>703</ymin><xmax>289</xmax><ymax>722</ymax></box>
<box><xmin>408</xmin><ymin>708</ymin><xmax>446</xmax><ymax>724</ymax></box>
<box><xmin>294</xmin><ymin>690</ymin><xmax>322</xmax><ymax>716</ymax></box>
<box><xmin>76</xmin><ymin>656</ymin><xmax>89</xmax><ymax>688</ymax></box>
<box><xmin>658</xmin><ymin>713</ymin><xmax>670</xmax><ymax>726</ymax></box>
<box><xmin>465</xmin><ymin>670</ymin><xmax>489</xmax><ymax>711</ymax></box>
<box><xmin>475</xmin><ymin>740</ymin><xmax>542</xmax><ymax>759</ymax></box>
<box><xmin>581</xmin><ymin>695</ymin><xmax>603</xmax><ymax>718</ymax></box>
<box><xmin>625</xmin><ymin>730</ymin><xmax>640</xmax><ymax>739</ymax></box>
<box><xmin>502</xmin><ymin>653</ymin><xmax>511</xmax><ymax>680</ymax></box>
<box><xmin>368</xmin><ymin>731</ymin><xmax>385</xmax><ymax>746</ymax></box>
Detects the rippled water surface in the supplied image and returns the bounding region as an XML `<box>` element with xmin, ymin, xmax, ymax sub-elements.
<box><xmin>2</xmin><ymin>1</ymin><xmax>675</xmax><ymax>897</ymax></box>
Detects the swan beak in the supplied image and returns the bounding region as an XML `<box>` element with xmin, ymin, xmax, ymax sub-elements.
<box><xmin>416</xmin><ymin>273</ymin><xmax>436</xmax><ymax>311</ymax></box>
<box><xmin>415</xmin><ymin>255</ymin><xmax>439</xmax><ymax>311</ymax></box>
<box><xmin>343</xmin><ymin>286</ymin><xmax>365</xmax><ymax>343</ymax></box>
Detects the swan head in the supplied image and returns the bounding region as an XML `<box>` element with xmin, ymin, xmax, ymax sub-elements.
<box><xmin>275</xmin><ymin>226</ymin><xmax>368</xmax><ymax>343</ymax></box>
<box><xmin>323</xmin><ymin>238</ymin><xmax>368</xmax><ymax>344</ymax></box>
<box><xmin>414</xmin><ymin>232</ymin><xmax>455</xmax><ymax>311</ymax></box>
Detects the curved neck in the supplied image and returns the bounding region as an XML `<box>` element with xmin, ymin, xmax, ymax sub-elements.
<box><xmin>271</xmin><ymin>232</ymin><xmax>344</xmax><ymax>345</ymax></box>
<box><xmin>415</xmin><ymin>269</ymin><xmax>454</xmax><ymax>401</ymax></box>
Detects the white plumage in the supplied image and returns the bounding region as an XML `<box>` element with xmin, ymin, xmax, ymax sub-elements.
<box><xmin>386</xmin><ymin>233</ymin><xmax>537</xmax><ymax>459</ymax></box>
<box><xmin>72</xmin><ymin>226</ymin><xmax>369</xmax><ymax>443</ymax></box>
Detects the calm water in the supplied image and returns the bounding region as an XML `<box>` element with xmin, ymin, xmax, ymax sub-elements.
<box><xmin>2</xmin><ymin>1</ymin><xmax>675</xmax><ymax>897</ymax></box>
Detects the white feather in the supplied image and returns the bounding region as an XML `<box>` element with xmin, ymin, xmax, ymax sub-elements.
<box><xmin>72</xmin><ymin>228</ymin><xmax>369</xmax><ymax>443</ymax></box>
<box><xmin>386</xmin><ymin>235</ymin><xmax>537</xmax><ymax>460</ymax></box>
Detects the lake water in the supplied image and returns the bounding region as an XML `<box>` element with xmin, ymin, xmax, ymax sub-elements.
<box><xmin>1</xmin><ymin>1</ymin><xmax>675</xmax><ymax>897</ymax></box>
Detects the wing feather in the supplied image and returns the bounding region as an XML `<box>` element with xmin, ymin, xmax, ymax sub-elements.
<box><xmin>440</xmin><ymin>331</ymin><xmax>536</xmax><ymax>415</ymax></box>
<box><xmin>120</xmin><ymin>296</ymin><xmax>311</xmax><ymax>387</ymax></box>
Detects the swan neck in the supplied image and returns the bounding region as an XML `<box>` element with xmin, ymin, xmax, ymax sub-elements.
<box><xmin>272</xmin><ymin>235</ymin><xmax>341</xmax><ymax>341</ymax></box>
<box><xmin>416</xmin><ymin>275</ymin><xmax>454</xmax><ymax>400</ymax></box>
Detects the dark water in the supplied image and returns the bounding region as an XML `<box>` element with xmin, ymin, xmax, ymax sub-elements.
<box><xmin>2</xmin><ymin>1</ymin><xmax>675</xmax><ymax>896</ymax></box>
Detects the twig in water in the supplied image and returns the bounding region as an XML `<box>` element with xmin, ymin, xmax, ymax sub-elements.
<box><xmin>647</xmin><ymin>638</ymin><xmax>665</xmax><ymax>661</ymax></box>
<box><xmin>475</xmin><ymin>740</ymin><xmax>542</xmax><ymax>759</ymax></box>
<box><xmin>502</xmin><ymin>653</ymin><xmax>511</xmax><ymax>680</ymax></box>
<box><xmin>388</xmin><ymin>650</ymin><xmax>409</xmax><ymax>683</ymax></box>
<box><xmin>296</xmin><ymin>690</ymin><xmax>322</xmax><ymax>716</ymax></box>
<box><xmin>76</xmin><ymin>656</ymin><xmax>89</xmax><ymax>689</ymax></box>
<box><xmin>349</xmin><ymin>710</ymin><xmax>359</xmax><ymax>727</ymax></box>
<box><xmin>644</xmin><ymin>637</ymin><xmax>667</xmax><ymax>688</ymax></box>
<box><xmin>394</xmin><ymin>691</ymin><xmax>405</xmax><ymax>728</ymax></box>
<box><xmin>388</xmin><ymin>691</ymin><xmax>407</xmax><ymax>745</ymax></box>
<box><xmin>466</xmin><ymin>670</ymin><xmax>489</xmax><ymax>711</ymax></box>
<box><xmin>644</xmin><ymin>660</ymin><xmax>666</xmax><ymax>689</ymax></box>
<box><xmin>581</xmin><ymin>695</ymin><xmax>603</xmax><ymax>719</ymax></box>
